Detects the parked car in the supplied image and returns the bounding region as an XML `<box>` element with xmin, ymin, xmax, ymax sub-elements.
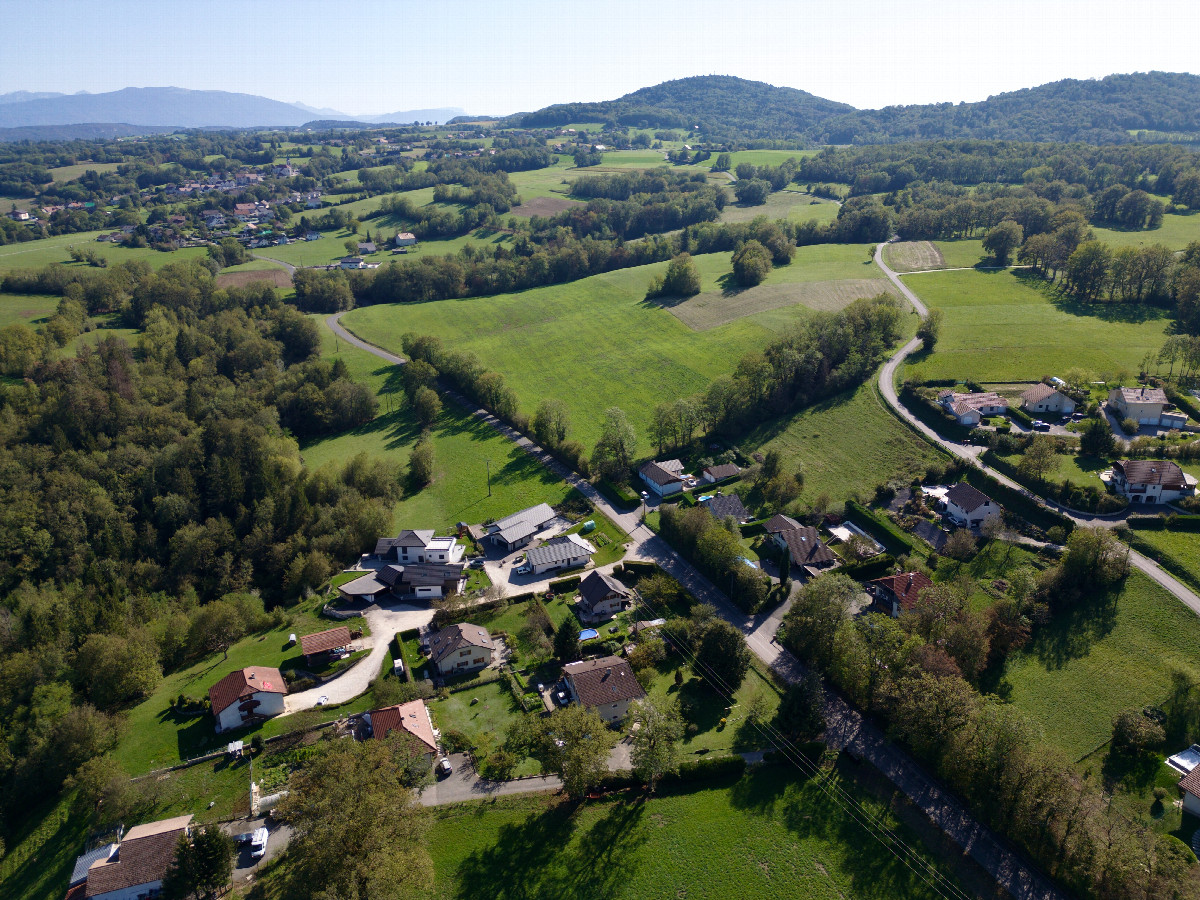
<box><xmin>554</xmin><ymin>690</ymin><xmax>569</xmax><ymax>707</ymax></box>
<box><xmin>1032</xmin><ymin>420</ymin><xmax>1051</xmax><ymax>431</ymax></box>
<box><xmin>316</xmin><ymin>695</ymin><xmax>329</xmax><ymax>706</ymax></box>
<box><xmin>435</xmin><ymin>757</ymin><xmax>453</xmax><ymax>777</ymax></box>
<box><xmin>233</xmin><ymin>832</ymin><xmax>255</xmax><ymax>847</ymax></box>
<box><xmin>515</xmin><ymin>564</ymin><xmax>531</xmax><ymax>575</ymax></box>
<box><xmin>469</xmin><ymin>558</ymin><xmax>485</xmax><ymax>568</ymax></box>
<box><xmin>250</xmin><ymin>827</ymin><xmax>269</xmax><ymax>859</ymax></box>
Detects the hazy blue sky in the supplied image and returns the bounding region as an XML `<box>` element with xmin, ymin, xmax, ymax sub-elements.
<box><xmin>2</xmin><ymin>0</ymin><xmax>1197</xmax><ymax>115</ymax></box>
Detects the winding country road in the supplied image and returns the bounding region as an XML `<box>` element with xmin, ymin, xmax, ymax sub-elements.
<box><xmin>873</xmin><ymin>241</ymin><xmax>1200</xmax><ymax>616</ymax></box>
<box><xmin>324</xmin><ymin>309</ymin><xmax>1067</xmax><ymax>900</ymax></box>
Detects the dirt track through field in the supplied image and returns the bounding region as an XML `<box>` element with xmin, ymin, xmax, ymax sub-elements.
<box><xmin>666</xmin><ymin>279</ymin><xmax>899</xmax><ymax>330</ymax></box>
<box><xmin>883</xmin><ymin>241</ymin><xmax>945</xmax><ymax>273</ymax></box>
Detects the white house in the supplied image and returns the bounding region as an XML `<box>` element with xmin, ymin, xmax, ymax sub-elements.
<box><xmin>340</xmin><ymin>256</ymin><xmax>366</xmax><ymax>269</ymax></box>
<box><xmin>80</xmin><ymin>815</ymin><xmax>193</xmax><ymax>900</ymax></box>
<box><xmin>338</xmin><ymin>562</ymin><xmax>465</xmax><ymax>602</ymax></box>
<box><xmin>1110</xmin><ymin>460</ymin><xmax>1195</xmax><ymax>505</ymax></box>
<box><xmin>208</xmin><ymin>666</ymin><xmax>287</xmax><ymax>733</ymax></box>
<box><xmin>577</xmin><ymin>570</ymin><xmax>633</xmax><ymax>622</ymax></box>
<box><xmin>428</xmin><ymin>623</ymin><xmax>496</xmax><ymax>676</ymax></box>
<box><xmin>1108</xmin><ymin>386</ymin><xmax>1167</xmax><ymax>425</ymax></box>
<box><xmin>867</xmin><ymin>572</ymin><xmax>933</xmax><ymax>618</ymax></box>
<box><xmin>562</xmin><ymin>655</ymin><xmax>646</xmax><ymax>723</ymax></box>
<box><xmin>938</xmin><ymin>390</ymin><xmax>1008</xmax><ymax>426</ymax></box>
<box><xmin>639</xmin><ymin>460</ymin><xmax>684</xmax><ymax>497</ymax></box>
<box><xmin>525</xmin><ymin>533</ymin><xmax>595</xmax><ymax>575</ymax></box>
<box><xmin>701</xmin><ymin>463</ymin><xmax>740</xmax><ymax>483</ymax></box>
<box><xmin>1180</xmin><ymin>767</ymin><xmax>1200</xmax><ymax>818</ymax></box>
<box><xmin>1020</xmin><ymin>382</ymin><xmax>1076</xmax><ymax>416</ymax></box>
<box><xmin>944</xmin><ymin>483</ymin><xmax>1001</xmax><ymax>530</ymax></box>
<box><xmin>395</xmin><ymin>232</ymin><xmax>417</xmax><ymax>246</ymax></box>
<box><xmin>375</xmin><ymin>529</ymin><xmax>464</xmax><ymax>565</ymax></box>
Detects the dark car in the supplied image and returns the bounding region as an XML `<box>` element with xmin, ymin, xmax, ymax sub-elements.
<box><xmin>1032</xmin><ymin>420</ymin><xmax>1051</xmax><ymax>432</ymax></box>
<box><xmin>233</xmin><ymin>831</ymin><xmax>255</xmax><ymax>847</ymax></box>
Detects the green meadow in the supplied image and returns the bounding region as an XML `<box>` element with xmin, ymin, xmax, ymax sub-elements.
<box><xmin>0</xmin><ymin>292</ymin><xmax>59</xmax><ymax>327</ymax></box>
<box><xmin>0</xmin><ymin>230</ymin><xmax>209</xmax><ymax>272</ymax></box>
<box><xmin>901</xmin><ymin>268</ymin><xmax>1172</xmax><ymax>383</ymax></box>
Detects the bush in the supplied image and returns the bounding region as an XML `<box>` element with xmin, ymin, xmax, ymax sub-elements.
<box><xmin>441</xmin><ymin>729</ymin><xmax>473</xmax><ymax>753</ymax></box>
<box><xmin>1121</xmin><ymin>417</ymin><xmax>1139</xmax><ymax>436</ymax></box>
<box><xmin>1111</xmin><ymin>709</ymin><xmax>1165</xmax><ymax>754</ymax></box>
<box><xmin>549</xmin><ymin>575</ymin><xmax>581</xmax><ymax>594</ymax></box>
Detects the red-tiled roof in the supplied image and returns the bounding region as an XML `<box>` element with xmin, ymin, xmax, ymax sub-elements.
<box><xmin>299</xmin><ymin>626</ymin><xmax>351</xmax><ymax>657</ymax></box>
<box><xmin>208</xmin><ymin>667</ymin><xmax>286</xmax><ymax>716</ymax></box>
<box><xmin>1179</xmin><ymin>766</ymin><xmax>1200</xmax><ymax>798</ymax></box>
<box><xmin>370</xmin><ymin>700</ymin><xmax>437</xmax><ymax>751</ymax></box>
<box><xmin>1021</xmin><ymin>382</ymin><xmax>1058</xmax><ymax>404</ymax></box>
<box><xmin>870</xmin><ymin>572</ymin><xmax>933</xmax><ymax>612</ymax></box>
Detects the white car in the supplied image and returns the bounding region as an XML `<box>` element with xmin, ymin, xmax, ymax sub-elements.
<box><xmin>435</xmin><ymin>757</ymin><xmax>453</xmax><ymax>777</ymax></box>
<box><xmin>250</xmin><ymin>827</ymin><xmax>269</xmax><ymax>859</ymax></box>
<box><xmin>316</xmin><ymin>695</ymin><xmax>329</xmax><ymax>706</ymax></box>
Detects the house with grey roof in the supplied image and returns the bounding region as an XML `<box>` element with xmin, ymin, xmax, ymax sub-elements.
<box><xmin>374</xmin><ymin>529</ymin><xmax>463</xmax><ymax>565</ymax></box>
<box><xmin>339</xmin><ymin>562</ymin><xmax>465</xmax><ymax>602</ymax></box>
<box><xmin>526</xmin><ymin>533</ymin><xmax>595</xmax><ymax>575</ymax></box>
<box><xmin>578</xmin><ymin>570</ymin><xmax>633</xmax><ymax>622</ymax></box>
<box><xmin>701</xmin><ymin>492</ymin><xmax>751</xmax><ymax>523</ymax></box>
<box><xmin>1111</xmin><ymin>459</ymin><xmax>1195</xmax><ymax>504</ymax></box>
<box><xmin>639</xmin><ymin>460</ymin><xmax>684</xmax><ymax>497</ymax></box>
<box><xmin>944</xmin><ymin>483</ymin><xmax>1001</xmax><ymax>530</ymax></box>
<box><xmin>428</xmin><ymin>623</ymin><xmax>496</xmax><ymax>676</ymax></box>
<box><xmin>485</xmin><ymin>503</ymin><xmax>558</xmax><ymax>551</ymax></box>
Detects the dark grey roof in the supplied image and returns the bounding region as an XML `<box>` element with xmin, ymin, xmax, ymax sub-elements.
<box><xmin>765</xmin><ymin>513</ymin><xmax>802</xmax><ymax>534</ymax></box>
<box><xmin>778</xmin><ymin>525</ymin><xmax>836</xmax><ymax>566</ymax></box>
<box><xmin>640</xmin><ymin>461</ymin><xmax>682</xmax><ymax>487</ymax></box>
<box><xmin>377</xmin><ymin>563</ymin><xmax>463</xmax><ymax>588</ymax></box>
<box><xmin>913</xmin><ymin>519</ymin><xmax>948</xmax><ymax>551</ymax></box>
<box><xmin>487</xmin><ymin>503</ymin><xmax>557</xmax><ymax>545</ymax></box>
<box><xmin>945</xmin><ymin>483</ymin><xmax>994</xmax><ymax>514</ymax></box>
<box><xmin>374</xmin><ymin>529</ymin><xmax>435</xmax><ymax>555</ymax></box>
<box><xmin>704</xmin><ymin>463</ymin><xmax>740</xmax><ymax>480</ymax></box>
<box><xmin>579</xmin><ymin>570</ymin><xmax>631</xmax><ymax>610</ymax></box>
<box><xmin>429</xmin><ymin>623</ymin><xmax>495</xmax><ymax>664</ymax></box>
<box><xmin>526</xmin><ymin>535</ymin><xmax>593</xmax><ymax>568</ymax></box>
<box><xmin>702</xmin><ymin>493</ymin><xmax>750</xmax><ymax>522</ymax></box>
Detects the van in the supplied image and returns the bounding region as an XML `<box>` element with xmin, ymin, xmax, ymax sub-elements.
<box><xmin>250</xmin><ymin>827</ymin><xmax>269</xmax><ymax>859</ymax></box>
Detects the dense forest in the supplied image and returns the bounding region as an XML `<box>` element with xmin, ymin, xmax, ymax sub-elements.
<box><xmin>516</xmin><ymin>73</ymin><xmax>1200</xmax><ymax>145</ymax></box>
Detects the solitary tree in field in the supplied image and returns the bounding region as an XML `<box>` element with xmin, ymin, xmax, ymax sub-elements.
<box><xmin>982</xmin><ymin>220</ymin><xmax>1023</xmax><ymax>266</ymax></box>
<box><xmin>731</xmin><ymin>240</ymin><xmax>772</xmax><ymax>287</ymax></box>
<box><xmin>630</xmin><ymin>699</ymin><xmax>684</xmax><ymax>791</ymax></box>
<box><xmin>916</xmin><ymin>309</ymin><xmax>943</xmax><ymax>351</ymax></box>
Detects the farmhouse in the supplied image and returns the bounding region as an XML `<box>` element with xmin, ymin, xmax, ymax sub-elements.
<box><xmin>305</xmin><ymin>231</ymin><xmax>321</xmax><ymax>241</ymax></box>
<box><xmin>938</xmin><ymin>390</ymin><xmax>1008</xmax><ymax>426</ymax></box>
<box><xmin>338</xmin><ymin>562</ymin><xmax>466</xmax><ymax>602</ymax></box>
<box><xmin>562</xmin><ymin>655</ymin><xmax>646</xmax><ymax>723</ymax></box>
<box><xmin>867</xmin><ymin>572</ymin><xmax>933</xmax><ymax>618</ymax></box>
<box><xmin>1020</xmin><ymin>383</ymin><xmax>1076</xmax><ymax>416</ymax></box>
<box><xmin>340</xmin><ymin>256</ymin><xmax>366</xmax><ymax>269</ymax></box>
<box><xmin>485</xmin><ymin>503</ymin><xmax>558</xmax><ymax>551</ymax></box>
<box><xmin>525</xmin><ymin>533</ymin><xmax>595</xmax><ymax>575</ymax></box>
<box><xmin>374</xmin><ymin>529</ymin><xmax>464</xmax><ymax>565</ymax></box>
<box><xmin>364</xmin><ymin>699</ymin><xmax>438</xmax><ymax>760</ymax></box>
<box><xmin>639</xmin><ymin>460</ymin><xmax>685</xmax><ymax>497</ymax></box>
<box><xmin>298</xmin><ymin>626</ymin><xmax>352</xmax><ymax>663</ymax></box>
<box><xmin>395</xmin><ymin>232</ymin><xmax>417</xmax><ymax>246</ymax></box>
<box><xmin>577</xmin><ymin>570</ymin><xmax>633</xmax><ymax>622</ymax></box>
<box><xmin>701</xmin><ymin>463</ymin><xmax>740</xmax><ymax>483</ymax></box>
<box><xmin>768</xmin><ymin>519</ymin><xmax>838</xmax><ymax>579</ymax></box>
<box><xmin>944</xmin><ymin>483</ymin><xmax>1001</xmax><ymax>530</ymax></box>
<box><xmin>80</xmin><ymin>815</ymin><xmax>193</xmax><ymax>900</ymax></box>
<box><xmin>700</xmin><ymin>492</ymin><xmax>751</xmax><ymax>523</ymax></box>
<box><xmin>1107</xmin><ymin>386</ymin><xmax>1168</xmax><ymax>425</ymax></box>
<box><xmin>208</xmin><ymin>666</ymin><xmax>287</xmax><ymax>733</ymax></box>
<box><xmin>1110</xmin><ymin>460</ymin><xmax>1195</xmax><ymax>504</ymax></box>
<box><xmin>357</xmin><ymin>241</ymin><xmax>377</xmax><ymax>254</ymax></box>
<box><xmin>428</xmin><ymin>623</ymin><xmax>496</xmax><ymax>675</ymax></box>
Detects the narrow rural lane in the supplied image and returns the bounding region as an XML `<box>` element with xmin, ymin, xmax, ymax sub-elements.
<box><xmin>328</xmin><ymin>308</ymin><xmax>1067</xmax><ymax>899</ymax></box>
<box><xmin>250</xmin><ymin>253</ymin><xmax>297</xmax><ymax>274</ymax></box>
<box><xmin>873</xmin><ymin>241</ymin><xmax>1200</xmax><ymax>615</ymax></box>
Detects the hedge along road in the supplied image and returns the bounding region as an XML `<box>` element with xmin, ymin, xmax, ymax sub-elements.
<box><xmin>331</xmin><ymin>310</ymin><xmax>1067</xmax><ymax>900</ymax></box>
<box><xmin>872</xmin><ymin>240</ymin><xmax>1200</xmax><ymax>618</ymax></box>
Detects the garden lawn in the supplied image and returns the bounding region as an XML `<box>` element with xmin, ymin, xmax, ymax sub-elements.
<box><xmin>564</xmin><ymin>510</ymin><xmax>629</xmax><ymax>567</ymax></box>
<box><xmin>995</xmin><ymin>451</ymin><xmax>1111</xmax><ymax>491</ymax></box>
<box><xmin>745</xmin><ymin>380</ymin><xmax>944</xmax><ymax>504</ymax></box>
<box><xmin>0</xmin><ymin>292</ymin><xmax>58</xmax><ymax>327</ymax></box>
<box><xmin>643</xmin><ymin>662</ymin><xmax>782</xmax><ymax>754</ymax></box>
<box><xmin>0</xmin><ymin>230</ymin><xmax>209</xmax><ymax>271</ymax></box>
<box><xmin>1002</xmin><ymin>571</ymin><xmax>1200</xmax><ymax>761</ymax></box>
<box><xmin>427</xmin><ymin>767</ymin><xmax>966</xmax><ymax>900</ymax></box>
<box><xmin>302</xmin><ymin>318</ymin><xmax>572</xmax><ymax>531</ymax></box>
<box><xmin>428</xmin><ymin>679</ymin><xmax>525</xmax><ymax>752</ymax></box>
<box><xmin>340</xmin><ymin>249</ymin><xmax>887</xmax><ymax>450</ymax></box>
<box><xmin>902</xmin><ymin>268</ymin><xmax>1172</xmax><ymax>383</ymax></box>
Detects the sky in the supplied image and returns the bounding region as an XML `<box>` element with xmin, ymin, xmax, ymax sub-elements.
<box><xmin>2</xmin><ymin>0</ymin><xmax>1198</xmax><ymax>116</ymax></box>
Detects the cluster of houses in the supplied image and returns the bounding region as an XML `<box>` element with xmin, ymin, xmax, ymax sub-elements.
<box><xmin>638</xmin><ymin>458</ymin><xmax>740</xmax><ymax>498</ymax></box>
<box><xmin>338</xmin><ymin>527</ymin><xmax>469</xmax><ymax>603</ymax></box>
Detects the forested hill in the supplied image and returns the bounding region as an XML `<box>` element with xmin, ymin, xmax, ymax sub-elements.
<box><xmin>516</xmin><ymin>72</ymin><xmax>1200</xmax><ymax>144</ymax></box>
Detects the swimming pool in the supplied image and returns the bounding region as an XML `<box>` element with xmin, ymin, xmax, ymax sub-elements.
<box><xmin>579</xmin><ymin>628</ymin><xmax>600</xmax><ymax>641</ymax></box>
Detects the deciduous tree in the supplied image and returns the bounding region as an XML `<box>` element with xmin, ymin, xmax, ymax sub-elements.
<box><xmin>629</xmin><ymin>699</ymin><xmax>684</xmax><ymax>791</ymax></box>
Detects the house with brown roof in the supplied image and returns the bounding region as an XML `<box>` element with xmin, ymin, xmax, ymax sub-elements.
<box><xmin>937</xmin><ymin>390</ymin><xmax>1008</xmax><ymax>426</ymax></box>
<box><xmin>1179</xmin><ymin>766</ymin><xmax>1200</xmax><ymax>817</ymax></box>
<box><xmin>562</xmin><ymin>655</ymin><xmax>646</xmax><ymax>723</ymax></box>
<box><xmin>428</xmin><ymin>623</ymin><xmax>496</xmax><ymax>676</ymax></box>
<box><xmin>1020</xmin><ymin>382</ymin><xmax>1076</xmax><ymax>416</ymax></box>
<box><xmin>768</xmin><ymin>520</ymin><xmax>838</xmax><ymax>579</ymax></box>
<box><xmin>944</xmin><ymin>483</ymin><xmax>1001</xmax><ymax>530</ymax></box>
<box><xmin>365</xmin><ymin>699</ymin><xmax>438</xmax><ymax>761</ymax></box>
<box><xmin>578</xmin><ymin>570</ymin><xmax>633</xmax><ymax>622</ymax></box>
<box><xmin>701</xmin><ymin>463</ymin><xmax>740</xmax><ymax>483</ymax></box>
<box><xmin>639</xmin><ymin>460</ymin><xmax>684</xmax><ymax>497</ymax></box>
<box><xmin>764</xmin><ymin>513</ymin><xmax>803</xmax><ymax>535</ymax></box>
<box><xmin>867</xmin><ymin>572</ymin><xmax>933</xmax><ymax>618</ymax></box>
<box><xmin>299</xmin><ymin>626</ymin><xmax>352</xmax><ymax>663</ymax></box>
<box><xmin>374</xmin><ymin>529</ymin><xmax>464</xmax><ymax>565</ymax></box>
<box><xmin>1108</xmin><ymin>386</ymin><xmax>1168</xmax><ymax>425</ymax></box>
<box><xmin>208</xmin><ymin>666</ymin><xmax>287</xmax><ymax>733</ymax></box>
<box><xmin>82</xmin><ymin>815</ymin><xmax>192</xmax><ymax>900</ymax></box>
<box><xmin>1111</xmin><ymin>460</ymin><xmax>1195</xmax><ymax>505</ymax></box>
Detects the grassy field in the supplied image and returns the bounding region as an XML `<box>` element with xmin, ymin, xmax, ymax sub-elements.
<box><xmin>745</xmin><ymin>380</ymin><xmax>944</xmax><ymax>503</ymax></box>
<box><xmin>1126</xmin><ymin>527</ymin><xmax>1200</xmax><ymax>590</ymax></box>
<box><xmin>47</xmin><ymin>161</ymin><xmax>123</xmax><ymax>183</ymax></box>
<box><xmin>1092</xmin><ymin>209</ymin><xmax>1200</xmax><ymax>251</ymax></box>
<box><xmin>427</xmin><ymin>766</ymin><xmax>969</xmax><ymax>900</ymax></box>
<box><xmin>996</xmin><ymin>450</ymin><xmax>1110</xmax><ymax>490</ymax></box>
<box><xmin>931</xmin><ymin>239</ymin><xmax>986</xmax><ymax>268</ymax></box>
<box><xmin>0</xmin><ymin>292</ymin><xmax>58</xmax><ymax>327</ymax></box>
<box><xmin>303</xmin><ymin>319</ymin><xmax>572</xmax><ymax>530</ymax></box>
<box><xmin>1002</xmin><ymin>571</ymin><xmax>1200</xmax><ymax>761</ymax></box>
<box><xmin>901</xmin><ymin>269</ymin><xmax>1172</xmax><ymax>383</ymax></box>
<box><xmin>260</xmin><ymin>225</ymin><xmax>511</xmax><ymax>268</ymax></box>
<box><xmin>0</xmin><ymin>230</ymin><xmax>209</xmax><ymax>272</ymax></box>
<box><xmin>340</xmin><ymin>248</ymin><xmax>890</xmax><ymax>451</ymax></box>
<box><xmin>884</xmin><ymin>241</ymin><xmax>946</xmax><ymax>272</ymax></box>
<box><xmin>718</xmin><ymin>189</ymin><xmax>840</xmax><ymax>226</ymax></box>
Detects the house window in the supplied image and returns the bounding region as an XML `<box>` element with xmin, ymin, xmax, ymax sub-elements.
<box><xmin>459</xmin><ymin>649</ymin><xmax>470</xmax><ymax>657</ymax></box>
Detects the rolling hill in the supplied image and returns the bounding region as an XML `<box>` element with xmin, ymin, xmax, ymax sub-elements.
<box><xmin>516</xmin><ymin>72</ymin><xmax>1200</xmax><ymax>144</ymax></box>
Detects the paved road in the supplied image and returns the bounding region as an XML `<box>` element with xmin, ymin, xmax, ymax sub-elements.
<box><xmin>250</xmin><ymin>253</ymin><xmax>297</xmax><ymax>274</ymax></box>
<box><xmin>328</xmin><ymin>305</ymin><xmax>1067</xmax><ymax>900</ymax></box>
<box><xmin>873</xmin><ymin>240</ymin><xmax>1200</xmax><ymax>617</ymax></box>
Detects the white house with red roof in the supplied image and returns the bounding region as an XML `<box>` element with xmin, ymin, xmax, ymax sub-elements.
<box><xmin>867</xmin><ymin>572</ymin><xmax>933</xmax><ymax>618</ymax></box>
<box><xmin>208</xmin><ymin>666</ymin><xmax>287</xmax><ymax>733</ymax></box>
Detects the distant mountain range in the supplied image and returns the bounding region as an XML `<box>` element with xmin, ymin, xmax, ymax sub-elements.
<box><xmin>0</xmin><ymin>87</ymin><xmax>465</xmax><ymax>131</ymax></box>
<box><xmin>515</xmin><ymin>72</ymin><xmax>1200</xmax><ymax>144</ymax></box>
